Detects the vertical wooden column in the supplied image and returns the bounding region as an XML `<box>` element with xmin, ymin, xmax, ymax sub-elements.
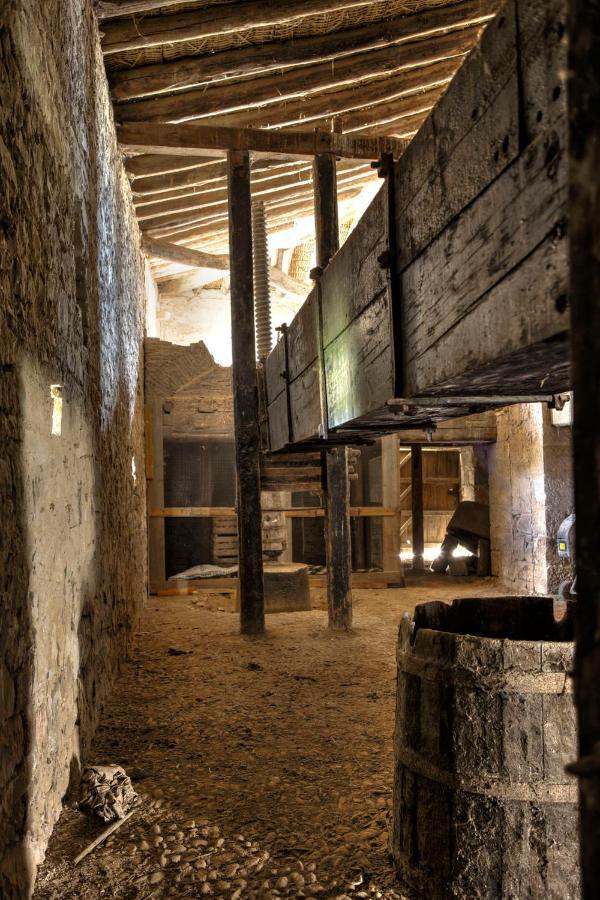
<box><xmin>324</xmin><ymin>445</ymin><xmax>352</xmax><ymax>629</ymax></box>
<box><xmin>227</xmin><ymin>149</ymin><xmax>265</xmax><ymax>635</ymax></box>
<box><xmin>147</xmin><ymin>401</ymin><xmax>166</xmax><ymax>593</ymax></box>
<box><xmin>568</xmin><ymin>3</ymin><xmax>600</xmax><ymax>894</ymax></box>
<box><xmin>411</xmin><ymin>446</ymin><xmax>425</xmax><ymax>572</ymax></box>
<box><xmin>313</xmin><ymin>151</ymin><xmax>352</xmax><ymax>630</ymax></box>
<box><xmin>381</xmin><ymin>434</ymin><xmax>403</xmax><ymax>577</ymax></box>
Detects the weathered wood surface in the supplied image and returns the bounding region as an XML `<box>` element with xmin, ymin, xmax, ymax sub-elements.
<box><xmin>264</xmin><ymin>0</ymin><xmax>570</xmax><ymax>451</ymax></box>
<box><xmin>391</xmin><ymin>597</ymin><xmax>579</xmax><ymax>898</ymax></box>
<box><xmin>394</xmin><ymin>2</ymin><xmax>520</xmax><ymax>269</ymax></box>
<box><xmin>109</xmin><ymin>1</ymin><xmax>495</xmax><ymax>101</ymax></box>
<box><xmin>410</xmin><ymin>446</ymin><xmax>425</xmax><ymax>572</ymax></box>
<box><xmin>100</xmin><ymin>0</ymin><xmax>416</xmax><ymax>48</ymax></box>
<box><xmin>313</xmin><ymin>150</ymin><xmax>354</xmax><ymax>629</ymax></box>
<box><xmin>325</xmin><ymin>447</ymin><xmax>353</xmax><ymax>630</ymax></box>
<box><xmin>321</xmin><ymin>184</ymin><xmax>388</xmax><ymax>346</ymax></box>
<box><xmin>118</xmin><ymin>121</ymin><xmax>407</xmax><ymax>161</ymax></box>
<box><xmin>567</xmin><ymin>0</ymin><xmax>600</xmax><ymax>895</ymax></box>
<box><xmin>113</xmin><ymin>27</ymin><xmax>480</xmax><ymax>125</ymax></box>
<box><xmin>227</xmin><ymin>149</ymin><xmax>265</xmax><ymax>635</ymax></box>
<box><xmin>324</xmin><ymin>289</ymin><xmax>394</xmax><ymax>429</ymax></box>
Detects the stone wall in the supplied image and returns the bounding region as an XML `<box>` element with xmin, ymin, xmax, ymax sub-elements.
<box><xmin>488</xmin><ymin>404</ymin><xmax>574</xmax><ymax>595</ymax></box>
<box><xmin>0</xmin><ymin>1</ymin><xmax>148</xmax><ymax>895</ymax></box>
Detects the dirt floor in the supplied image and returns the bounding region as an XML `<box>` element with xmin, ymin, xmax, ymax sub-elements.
<box><xmin>34</xmin><ymin>576</ymin><xmax>506</xmax><ymax>900</ymax></box>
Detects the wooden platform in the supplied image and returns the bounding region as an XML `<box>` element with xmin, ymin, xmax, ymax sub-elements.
<box><xmin>265</xmin><ymin>0</ymin><xmax>569</xmax><ymax>451</ymax></box>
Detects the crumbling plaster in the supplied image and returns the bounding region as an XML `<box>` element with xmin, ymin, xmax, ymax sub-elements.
<box><xmin>488</xmin><ymin>404</ymin><xmax>574</xmax><ymax>595</ymax></box>
<box><xmin>0</xmin><ymin>0</ymin><xmax>148</xmax><ymax>895</ymax></box>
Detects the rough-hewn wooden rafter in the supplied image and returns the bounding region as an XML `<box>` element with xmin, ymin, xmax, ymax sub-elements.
<box><xmin>109</xmin><ymin>0</ymin><xmax>496</xmax><ymax>101</ymax></box>
<box><xmin>114</xmin><ymin>26</ymin><xmax>480</xmax><ymax>123</ymax></box>
<box><xmin>146</xmin><ymin>184</ymin><xmax>365</xmax><ymax>241</ymax></box>
<box><xmin>117</xmin><ymin>121</ymin><xmax>408</xmax><ymax>160</ymax></box>
<box><xmin>204</xmin><ymin>72</ymin><xmax>451</xmax><ymax>134</ymax></box>
<box><xmin>137</xmin><ymin>166</ymin><xmax>373</xmax><ymax>231</ymax></box>
<box><xmin>96</xmin><ymin>0</ymin><xmax>198</xmax><ymax>18</ymax></box>
<box><xmin>101</xmin><ymin>0</ymin><xmax>423</xmax><ymax>52</ymax></box>
<box><xmin>133</xmin><ymin>162</ymin><xmax>308</xmax><ymax>201</ymax></box>
<box><xmin>142</xmin><ymin>236</ymin><xmax>309</xmax><ymax>297</ymax></box>
<box><xmin>134</xmin><ymin>159</ymin><xmax>365</xmax><ymax>206</ymax></box>
<box><xmin>141</xmin><ymin>236</ymin><xmax>229</xmax><ymax>269</ymax></box>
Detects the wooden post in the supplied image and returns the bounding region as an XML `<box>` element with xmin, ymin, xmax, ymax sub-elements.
<box><xmin>227</xmin><ymin>149</ymin><xmax>265</xmax><ymax>635</ymax></box>
<box><xmin>324</xmin><ymin>446</ymin><xmax>352</xmax><ymax>629</ymax></box>
<box><xmin>381</xmin><ymin>435</ymin><xmax>403</xmax><ymax>577</ymax></box>
<box><xmin>411</xmin><ymin>446</ymin><xmax>425</xmax><ymax>572</ymax></box>
<box><xmin>313</xmin><ymin>151</ymin><xmax>352</xmax><ymax>630</ymax></box>
<box><xmin>568</xmin><ymin>3</ymin><xmax>600</xmax><ymax>894</ymax></box>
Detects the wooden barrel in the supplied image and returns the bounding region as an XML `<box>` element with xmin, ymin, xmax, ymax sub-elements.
<box><xmin>391</xmin><ymin>596</ymin><xmax>579</xmax><ymax>899</ymax></box>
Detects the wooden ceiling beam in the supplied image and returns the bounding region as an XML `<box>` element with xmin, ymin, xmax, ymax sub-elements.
<box><xmin>117</xmin><ymin>121</ymin><xmax>407</xmax><ymax>160</ymax></box>
<box><xmin>125</xmin><ymin>154</ymin><xmax>219</xmax><ymax>179</ymax></box>
<box><xmin>109</xmin><ymin>1</ymin><xmax>496</xmax><ymax>101</ymax></box>
<box><xmin>126</xmin><ymin>154</ymin><xmax>304</xmax><ymax>184</ymax></box>
<box><xmin>155</xmin><ymin>264</ymin><xmax>309</xmax><ymax>298</ymax></box>
<box><xmin>134</xmin><ymin>160</ymin><xmax>313</xmax><ymax>204</ymax></box>
<box><xmin>141</xmin><ymin>236</ymin><xmax>229</xmax><ymax>269</ymax></box>
<box><xmin>96</xmin><ymin>0</ymin><xmax>199</xmax><ymax>18</ymax></box>
<box><xmin>204</xmin><ymin>68</ymin><xmax>453</xmax><ymax>133</ymax></box>
<box><xmin>126</xmin><ymin>70</ymin><xmax>448</xmax><ymax>192</ymax></box>
<box><xmin>101</xmin><ymin>0</ymin><xmax>416</xmax><ymax>54</ymax></box>
<box><xmin>114</xmin><ymin>26</ymin><xmax>480</xmax><ymax>123</ymax></box>
<box><xmin>146</xmin><ymin>184</ymin><xmax>365</xmax><ymax>240</ymax></box>
<box><xmin>134</xmin><ymin>159</ymin><xmax>364</xmax><ymax>207</ymax></box>
<box><xmin>137</xmin><ymin>167</ymin><xmax>373</xmax><ymax>230</ymax></box>
<box><xmin>347</xmin><ymin>109</ymin><xmax>429</xmax><ymax>136</ymax></box>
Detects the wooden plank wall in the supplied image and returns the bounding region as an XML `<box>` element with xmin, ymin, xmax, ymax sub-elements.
<box><xmin>400</xmin><ymin>0</ymin><xmax>568</xmax><ymax>397</ymax></box>
<box><xmin>265</xmin><ymin>0</ymin><xmax>570</xmax><ymax>452</ymax></box>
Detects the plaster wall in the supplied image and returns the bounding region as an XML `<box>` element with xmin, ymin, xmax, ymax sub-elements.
<box><xmin>0</xmin><ymin>1</ymin><xmax>148</xmax><ymax>894</ymax></box>
<box><xmin>542</xmin><ymin>407</ymin><xmax>574</xmax><ymax>592</ymax></box>
<box><xmin>488</xmin><ymin>404</ymin><xmax>574</xmax><ymax>595</ymax></box>
<box><xmin>489</xmin><ymin>405</ymin><xmax>548</xmax><ymax>594</ymax></box>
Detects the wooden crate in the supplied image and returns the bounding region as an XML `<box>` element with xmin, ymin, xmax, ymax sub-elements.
<box><xmin>265</xmin><ymin>0</ymin><xmax>569</xmax><ymax>452</ymax></box>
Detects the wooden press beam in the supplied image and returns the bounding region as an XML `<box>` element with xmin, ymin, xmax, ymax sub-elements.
<box><xmin>568</xmin><ymin>1</ymin><xmax>600</xmax><ymax>895</ymax></box>
<box><xmin>410</xmin><ymin>446</ymin><xmax>425</xmax><ymax>573</ymax></box>
<box><xmin>117</xmin><ymin>122</ymin><xmax>407</xmax><ymax>161</ymax></box>
<box><xmin>227</xmin><ymin>149</ymin><xmax>265</xmax><ymax>635</ymax></box>
<box><xmin>313</xmin><ymin>150</ymin><xmax>352</xmax><ymax>630</ymax></box>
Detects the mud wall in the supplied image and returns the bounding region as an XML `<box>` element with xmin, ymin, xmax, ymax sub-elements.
<box><xmin>0</xmin><ymin>1</ymin><xmax>148</xmax><ymax>894</ymax></box>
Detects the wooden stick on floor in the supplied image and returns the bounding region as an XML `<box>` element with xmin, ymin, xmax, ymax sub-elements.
<box><xmin>74</xmin><ymin>810</ymin><xmax>136</xmax><ymax>866</ymax></box>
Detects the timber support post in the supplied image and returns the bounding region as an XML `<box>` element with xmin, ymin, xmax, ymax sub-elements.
<box><xmin>410</xmin><ymin>446</ymin><xmax>425</xmax><ymax>573</ymax></box>
<box><xmin>227</xmin><ymin>149</ymin><xmax>265</xmax><ymax>635</ymax></box>
<box><xmin>381</xmin><ymin>434</ymin><xmax>404</xmax><ymax>580</ymax></box>
<box><xmin>313</xmin><ymin>150</ymin><xmax>352</xmax><ymax>630</ymax></box>
<box><xmin>567</xmin><ymin>2</ymin><xmax>600</xmax><ymax>895</ymax></box>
